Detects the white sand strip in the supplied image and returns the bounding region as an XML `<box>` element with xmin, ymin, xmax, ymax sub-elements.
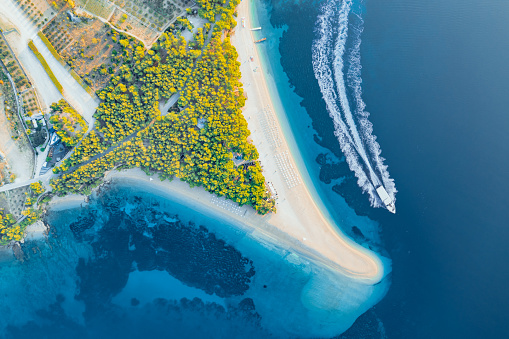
<box><xmin>228</xmin><ymin>0</ymin><xmax>384</xmax><ymax>282</ymax></box>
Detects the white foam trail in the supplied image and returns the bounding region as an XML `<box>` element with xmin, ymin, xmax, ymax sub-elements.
<box><xmin>312</xmin><ymin>0</ymin><xmax>378</xmax><ymax>204</ymax></box>
<box><xmin>330</xmin><ymin>0</ymin><xmax>382</xmax><ymax>189</ymax></box>
<box><xmin>346</xmin><ymin>15</ymin><xmax>397</xmax><ymax>201</ymax></box>
<box><xmin>312</xmin><ymin>0</ymin><xmax>397</xmax><ymax>207</ymax></box>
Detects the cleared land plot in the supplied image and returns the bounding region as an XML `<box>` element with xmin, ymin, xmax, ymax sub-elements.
<box><xmin>43</xmin><ymin>13</ymin><xmax>143</xmax><ymax>92</ymax></box>
<box><xmin>0</xmin><ymin>87</ymin><xmax>34</xmax><ymax>184</ymax></box>
<box><xmin>28</xmin><ymin>39</ymin><xmax>64</xmax><ymax>94</ymax></box>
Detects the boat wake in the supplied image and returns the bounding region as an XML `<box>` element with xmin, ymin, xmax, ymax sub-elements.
<box><xmin>312</xmin><ymin>0</ymin><xmax>397</xmax><ymax>209</ymax></box>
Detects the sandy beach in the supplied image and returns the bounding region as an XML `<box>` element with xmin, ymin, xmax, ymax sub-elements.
<box><xmin>36</xmin><ymin>0</ymin><xmax>385</xmax><ymax>282</ymax></box>
<box><xmin>95</xmin><ymin>139</ymin><xmax>383</xmax><ymax>282</ymax></box>
<box><xmin>47</xmin><ymin>194</ymin><xmax>88</xmax><ymax>211</ymax></box>
<box><xmin>46</xmin><ymin>0</ymin><xmax>384</xmax><ymax>283</ymax></box>
<box><xmin>225</xmin><ymin>0</ymin><xmax>383</xmax><ymax>282</ymax></box>
<box><xmin>23</xmin><ymin>220</ymin><xmax>48</xmax><ymax>241</ymax></box>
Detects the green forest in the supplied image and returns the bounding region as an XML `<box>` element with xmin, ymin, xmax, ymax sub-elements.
<box><xmin>49</xmin><ymin>99</ymin><xmax>87</xmax><ymax>146</ymax></box>
<box><xmin>50</xmin><ymin>0</ymin><xmax>276</xmax><ymax>214</ymax></box>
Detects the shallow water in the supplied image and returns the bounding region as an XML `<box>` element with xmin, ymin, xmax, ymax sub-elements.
<box><xmin>0</xmin><ymin>183</ymin><xmax>388</xmax><ymax>338</ymax></box>
<box><xmin>3</xmin><ymin>0</ymin><xmax>503</xmax><ymax>336</ymax></box>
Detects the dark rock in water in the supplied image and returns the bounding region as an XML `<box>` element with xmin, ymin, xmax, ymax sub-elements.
<box><xmin>315</xmin><ymin>153</ymin><xmax>350</xmax><ymax>185</ymax></box>
<box><xmin>68</xmin><ymin>185</ymin><xmax>255</xmax><ymax>319</ymax></box>
<box><xmin>12</xmin><ymin>243</ymin><xmax>24</xmax><ymax>262</ymax></box>
<box><xmin>6</xmin><ymin>294</ymin><xmax>87</xmax><ymax>338</ymax></box>
<box><xmin>238</xmin><ymin>298</ymin><xmax>256</xmax><ymax>312</ymax></box>
<box><xmin>69</xmin><ymin>213</ymin><xmax>96</xmax><ymax>239</ymax></box>
<box><xmin>351</xmin><ymin>226</ymin><xmax>365</xmax><ymax>241</ymax></box>
<box><xmin>338</xmin><ymin>309</ymin><xmax>385</xmax><ymax>339</ymax></box>
<box><xmin>333</xmin><ymin>180</ymin><xmax>372</xmax><ymax>217</ymax></box>
<box><xmin>27</xmin><ymin>185</ymin><xmax>268</xmax><ymax>337</ymax></box>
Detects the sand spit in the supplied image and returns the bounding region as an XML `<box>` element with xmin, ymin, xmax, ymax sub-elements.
<box><xmin>228</xmin><ymin>0</ymin><xmax>384</xmax><ymax>282</ymax></box>
<box><xmin>32</xmin><ymin>0</ymin><xmax>386</xmax><ymax>283</ymax></box>
<box><xmin>97</xmin><ymin>162</ymin><xmax>384</xmax><ymax>284</ymax></box>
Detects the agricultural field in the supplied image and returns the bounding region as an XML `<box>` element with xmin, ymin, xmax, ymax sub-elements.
<box><xmin>112</xmin><ymin>0</ymin><xmax>180</xmax><ymax>30</ymax></box>
<box><xmin>108</xmin><ymin>7</ymin><xmax>157</xmax><ymax>43</ymax></box>
<box><xmin>0</xmin><ymin>75</ymin><xmax>35</xmax><ymax>184</ymax></box>
<box><xmin>0</xmin><ymin>186</ymin><xmax>30</xmax><ymax>220</ymax></box>
<box><xmin>0</xmin><ymin>71</ymin><xmax>26</xmax><ymax>141</ymax></box>
<box><xmin>82</xmin><ymin>0</ymin><xmax>115</xmax><ymax>19</ymax></box>
<box><xmin>77</xmin><ymin>0</ymin><xmax>191</xmax><ymax>45</ymax></box>
<box><xmin>12</xmin><ymin>0</ymin><xmax>61</xmax><ymax>29</ymax></box>
<box><xmin>42</xmin><ymin>12</ymin><xmax>137</xmax><ymax>92</ymax></box>
<box><xmin>0</xmin><ymin>36</ymin><xmax>30</xmax><ymax>92</ymax></box>
<box><xmin>40</xmin><ymin>16</ymin><xmax>74</xmax><ymax>54</ymax></box>
<box><xmin>20</xmin><ymin>88</ymin><xmax>42</xmax><ymax>117</ymax></box>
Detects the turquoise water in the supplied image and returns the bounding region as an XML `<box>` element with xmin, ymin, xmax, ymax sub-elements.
<box><xmin>248</xmin><ymin>0</ymin><xmax>387</xmax><ymax>252</ymax></box>
<box><xmin>111</xmin><ymin>270</ymin><xmax>227</xmax><ymax>308</ymax></box>
<box><xmin>0</xmin><ymin>1</ymin><xmax>395</xmax><ymax>337</ymax></box>
<box><xmin>3</xmin><ymin>0</ymin><xmax>504</xmax><ymax>336</ymax></box>
<box><xmin>0</xmin><ymin>182</ymin><xmax>388</xmax><ymax>338</ymax></box>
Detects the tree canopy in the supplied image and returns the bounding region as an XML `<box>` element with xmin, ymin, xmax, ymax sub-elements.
<box><xmin>51</xmin><ymin>1</ymin><xmax>275</xmax><ymax>214</ymax></box>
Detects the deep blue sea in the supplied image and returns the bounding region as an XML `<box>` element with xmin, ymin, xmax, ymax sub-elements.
<box><xmin>258</xmin><ymin>0</ymin><xmax>509</xmax><ymax>337</ymax></box>
<box><xmin>1</xmin><ymin>0</ymin><xmax>508</xmax><ymax>337</ymax></box>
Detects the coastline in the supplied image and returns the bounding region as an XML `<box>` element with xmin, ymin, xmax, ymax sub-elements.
<box><xmin>47</xmin><ymin>194</ymin><xmax>88</xmax><ymax>211</ymax></box>
<box><xmin>244</xmin><ymin>0</ymin><xmax>342</xmax><ymax>240</ymax></box>
<box><xmin>231</xmin><ymin>0</ymin><xmax>385</xmax><ymax>282</ymax></box>
<box><xmin>244</xmin><ymin>1</ymin><xmax>357</xmax><ymax>232</ymax></box>
<box><xmin>45</xmin><ymin>169</ymin><xmax>389</xmax><ymax>337</ymax></box>
<box><xmin>47</xmin><ymin>165</ymin><xmax>383</xmax><ymax>281</ymax></box>
<box><xmin>43</xmin><ymin>0</ymin><xmax>386</xmax><ymax>283</ymax></box>
<box><xmin>104</xmin><ymin>169</ymin><xmax>378</xmax><ymax>279</ymax></box>
<box><xmin>0</xmin><ymin>0</ymin><xmax>385</xmax><ymax>283</ymax></box>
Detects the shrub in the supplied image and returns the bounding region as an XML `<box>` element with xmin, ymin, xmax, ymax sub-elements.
<box><xmin>28</xmin><ymin>40</ymin><xmax>63</xmax><ymax>94</ymax></box>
